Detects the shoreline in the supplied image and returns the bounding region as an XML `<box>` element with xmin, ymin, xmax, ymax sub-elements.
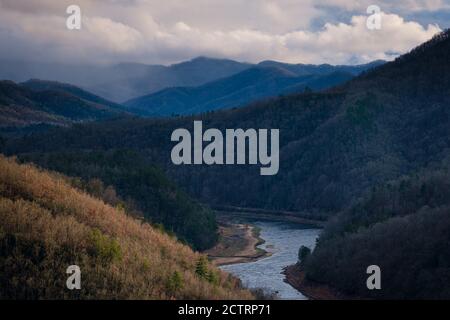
<box><xmin>215</xmin><ymin>209</ymin><xmax>325</xmax><ymax>228</ymax></box>
<box><xmin>205</xmin><ymin>223</ymin><xmax>271</xmax><ymax>266</ymax></box>
<box><xmin>283</xmin><ymin>264</ymin><xmax>355</xmax><ymax>300</ymax></box>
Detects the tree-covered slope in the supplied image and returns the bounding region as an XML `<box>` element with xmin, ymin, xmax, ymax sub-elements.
<box><xmin>0</xmin><ymin>155</ymin><xmax>251</xmax><ymax>299</ymax></box>
<box><xmin>0</xmin><ymin>80</ymin><xmax>129</xmax><ymax>130</ymax></box>
<box><xmin>294</xmin><ymin>31</ymin><xmax>450</xmax><ymax>298</ymax></box>
<box><xmin>6</xmin><ymin>30</ymin><xmax>450</xmax><ymax>219</ymax></box>
<box><xmin>21</xmin><ymin>79</ymin><xmax>128</xmax><ymax>113</ymax></box>
<box><xmin>18</xmin><ymin>150</ymin><xmax>218</xmax><ymax>251</ymax></box>
<box><xmin>302</xmin><ymin>161</ymin><xmax>450</xmax><ymax>299</ymax></box>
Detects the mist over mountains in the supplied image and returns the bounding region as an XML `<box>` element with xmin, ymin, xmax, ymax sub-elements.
<box><xmin>0</xmin><ymin>57</ymin><xmax>384</xmax><ymax>127</ymax></box>
<box><xmin>1</xmin><ymin>0</ymin><xmax>450</xmax><ymax>301</ymax></box>
<box><xmin>1</xmin><ymin>27</ymin><xmax>450</xmax><ymax>299</ymax></box>
<box><xmin>0</xmin><ymin>57</ymin><xmax>383</xmax><ymax>104</ymax></box>
<box><xmin>7</xmin><ymin>30</ymin><xmax>450</xmax><ymax>216</ymax></box>
<box><xmin>124</xmin><ymin>60</ymin><xmax>384</xmax><ymax>116</ymax></box>
<box><xmin>0</xmin><ymin>57</ymin><xmax>251</xmax><ymax>102</ymax></box>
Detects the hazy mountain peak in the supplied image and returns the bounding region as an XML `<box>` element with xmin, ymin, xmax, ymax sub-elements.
<box><xmin>123</xmin><ymin>59</ymin><xmax>379</xmax><ymax>116</ymax></box>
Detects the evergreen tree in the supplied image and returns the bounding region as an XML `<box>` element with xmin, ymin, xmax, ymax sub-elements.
<box><xmin>167</xmin><ymin>271</ymin><xmax>184</xmax><ymax>294</ymax></box>
<box><xmin>195</xmin><ymin>256</ymin><xmax>208</xmax><ymax>279</ymax></box>
<box><xmin>298</xmin><ymin>245</ymin><xmax>311</xmax><ymax>263</ymax></box>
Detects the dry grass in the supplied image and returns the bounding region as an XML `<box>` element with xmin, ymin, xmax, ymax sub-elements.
<box><xmin>0</xmin><ymin>155</ymin><xmax>253</xmax><ymax>299</ymax></box>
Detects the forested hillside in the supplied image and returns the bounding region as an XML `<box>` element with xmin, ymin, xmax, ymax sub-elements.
<box><xmin>0</xmin><ymin>80</ymin><xmax>129</xmax><ymax>131</ymax></box>
<box><xmin>18</xmin><ymin>150</ymin><xmax>218</xmax><ymax>250</ymax></box>
<box><xmin>7</xmin><ymin>30</ymin><xmax>450</xmax><ymax>219</ymax></box>
<box><xmin>296</xmin><ymin>30</ymin><xmax>450</xmax><ymax>299</ymax></box>
<box><xmin>21</xmin><ymin>79</ymin><xmax>128</xmax><ymax>113</ymax></box>
<box><xmin>302</xmin><ymin>160</ymin><xmax>450</xmax><ymax>298</ymax></box>
<box><xmin>0</xmin><ymin>155</ymin><xmax>251</xmax><ymax>299</ymax></box>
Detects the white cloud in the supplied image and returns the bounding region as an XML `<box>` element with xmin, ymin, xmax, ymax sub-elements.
<box><xmin>84</xmin><ymin>17</ymin><xmax>142</xmax><ymax>53</ymax></box>
<box><xmin>316</xmin><ymin>0</ymin><xmax>450</xmax><ymax>12</ymax></box>
<box><xmin>0</xmin><ymin>0</ymin><xmax>444</xmax><ymax>65</ymax></box>
<box><xmin>278</xmin><ymin>13</ymin><xmax>441</xmax><ymax>63</ymax></box>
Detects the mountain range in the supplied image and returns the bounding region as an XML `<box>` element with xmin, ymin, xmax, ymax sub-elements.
<box><xmin>124</xmin><ymin>60</ymin><xmax>384</xmax><ymax>116</ymax></box>
<box><xmin>2</xmin><ymin>29</ymin><xmax>450</xmax><ymax>298</ymax></box>
<box><xmin>0</xmin><ymin>58</ymin><xmax>384</xmax><ymax>124</ymax></box>
<box><xmin>7</xmin><ymin>30</ymin><xmax>449</xmax><ymax>216</ymax></box>
<box><xmin>0</xmin><ymin>57</ymin><xmax>251</xmax><ymax>102</ymax></box>
<box><xmin>0</xmin><ymin>56</ymin><xmax>383</xmax><ymax>104</ymax></box>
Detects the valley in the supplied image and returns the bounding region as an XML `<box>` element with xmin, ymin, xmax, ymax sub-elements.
<box><xmin>220</xmin><ymin>220</ymin><xmax>321</xmax><ymax>300</ymax></box>
<box><xmin>1</xmin><ymin>28</ymin><xmax>450</xmax><ymax>300</ymax></box>
<box><xmin>205</xmin><ymin>214</ymin><xmax>323</xmax><ymax>299</ymax></box>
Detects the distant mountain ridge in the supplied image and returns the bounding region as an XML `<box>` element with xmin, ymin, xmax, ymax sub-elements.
<box><xmin>0</xmin><ymin>57</ymin><xmax>251</xmax><ymax>102</ymax></box>
<box><xmin>0</xmin><ymin>56</ymin><xmax>383</xmax><ymax>103</ymax></box>
<box><xmin>257</xmin><ymin>59</ymin><xmax>385</xmax><ymax>76</ymax></box>
<box><xmin>0</xmin><ymin>58</ymin><xmax>385</xmax><ymax>133</ymax></box>
<box><xmin>21</xmin><ymin>79</ymin><xmax>126</xmax><ymax>111</ymax></box>
<box><xmin>0</xmin><ymin>80</ymin><xmax>129</xmax><ymax>130</ymax></box>
<box><xmin>124</xmin><ymin>60</ymin><xmax>384</xmax><ymax>116</ymax></box>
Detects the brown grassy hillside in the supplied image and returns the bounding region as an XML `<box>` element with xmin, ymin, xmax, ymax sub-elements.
<box><xmin>0</xmin><ymin>155</ymin><xmax>252</xmax><ymax>299</ymax></box>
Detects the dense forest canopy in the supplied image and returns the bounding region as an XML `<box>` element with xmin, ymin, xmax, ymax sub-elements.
<box><xmin>303</xmin><ymin>160</ymin><xmax>450</xmax><ymax>298</ymax></box>
<box><xmin>8</xmin><ymin>30</ymin><xmax>450</xmax><ymax>218</ymax></box>
<box><xmin>298</xmin><ymin>30</ymin><xmax>450</xmax><ymax>299</ymax></box>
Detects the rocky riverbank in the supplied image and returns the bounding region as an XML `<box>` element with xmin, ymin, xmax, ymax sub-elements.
<box><xmin>205</xmin><ymin>223</ymin><xmax>270</xmax><ymax>266</ymax></box>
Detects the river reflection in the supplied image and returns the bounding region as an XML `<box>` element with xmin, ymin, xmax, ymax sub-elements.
<box><xmin>220</xmin><ymin>221</ymin><xmax>321</xmax><ymax>300</ymax></box>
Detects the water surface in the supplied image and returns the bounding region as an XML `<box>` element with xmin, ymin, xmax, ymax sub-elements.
<box><xmin>220</xmin><ymin>221</ymin><xmax>321</xmax><ymax>300</ymax></box>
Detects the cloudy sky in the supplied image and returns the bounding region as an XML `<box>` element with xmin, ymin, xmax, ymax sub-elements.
<box><xmin>0</xmin><ymin>0</ymin><xmax>448</xmax><ymax>66</ymax></box>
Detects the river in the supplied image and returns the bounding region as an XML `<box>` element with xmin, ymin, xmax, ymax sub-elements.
<box><xmin>220</xmin><ymin>221</ymin><xmax>321</xmax><ymax>300</ymax></box>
